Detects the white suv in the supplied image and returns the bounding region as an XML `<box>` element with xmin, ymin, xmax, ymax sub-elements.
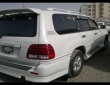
<box><xmin>0</xmin><ymin>8</ymin><xmax>108</xmax><ymax>82</ymax></box>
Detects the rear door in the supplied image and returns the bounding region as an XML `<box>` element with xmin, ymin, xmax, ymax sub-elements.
<box><xmin>77</xmin><ymin>18</ymin><xmax>95</xmax><ymax>53</ymax></box>
<box><xmin>0</xmin><ymin>9</ymin><xmax>40</xmax><ymax>66</ymax></box>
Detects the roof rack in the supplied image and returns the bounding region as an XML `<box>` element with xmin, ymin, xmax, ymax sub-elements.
<box><xmin>47</xmin><ymin>8</ymin><xmax>86</xmax><ymax>16</ymax></box>
<box><xmin>47</xmin><ymin>8</ymin><xmax>71</xmax><ymax>13</ymax></box>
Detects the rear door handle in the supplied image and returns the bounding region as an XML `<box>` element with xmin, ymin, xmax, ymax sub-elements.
<box><xmin>82</xmin><ymin>35</ymin><xmax>86</xmax><ymax>38</ymax></box>
<box><xmin>94</xmin><ymin>33</ymin><xmax>97</xmax><ymax>35</ymax></box>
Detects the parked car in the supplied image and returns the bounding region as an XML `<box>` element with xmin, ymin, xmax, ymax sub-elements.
<box><xmin>0</xmin><ymin>7</ymin><xmax>108</xmax><ymax>82</ymax></box>
<box><xmin>96</xmin><ymin>21</ymin><xmax>110</xmax><ymax>33</ymax></box>
<box><xmin>95</xmin><ymin>19</ymin><xmax>110</xmax><ymax>23</ymax></box>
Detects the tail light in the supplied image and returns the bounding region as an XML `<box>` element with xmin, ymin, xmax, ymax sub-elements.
<box><xmin>27</xmin><ymin>44</ymin><xmax>55</xmax><ymax>60</ymax></box>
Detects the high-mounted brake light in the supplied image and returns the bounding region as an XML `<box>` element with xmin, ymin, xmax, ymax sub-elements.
<box><xmin>27</xmin><ymin>44</ymin><xmax>55</xmax><ymax>60</ymax></box>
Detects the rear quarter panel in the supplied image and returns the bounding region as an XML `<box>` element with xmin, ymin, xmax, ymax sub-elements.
<box><xmin>39</xmin><ymin>11</ymin><xmax>84</xmax><ymax>60</ymax></box>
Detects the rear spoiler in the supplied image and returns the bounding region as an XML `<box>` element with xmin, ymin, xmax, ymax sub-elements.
<box><xmin>0</xmin><ymin>8</ymin><xmax>41</xmax><ymax>15</ymax></box>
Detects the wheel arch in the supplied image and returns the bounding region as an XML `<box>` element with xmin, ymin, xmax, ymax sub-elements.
<box><xmin>75</xmin><ymin>46</ymin><xmax>86</xmax><ymax>55</ymax></box>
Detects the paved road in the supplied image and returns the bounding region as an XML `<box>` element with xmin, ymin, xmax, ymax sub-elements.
<box><xmin>0</xmin><ymin>36</ymin><xmax>110</xmax><ymax>82</ymax></box>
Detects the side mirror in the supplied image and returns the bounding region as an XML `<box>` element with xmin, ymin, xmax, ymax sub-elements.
<box><xmin>100</xmin><ymin>25</ymin><xmax>106</xmax><ymax>29</ymax></box>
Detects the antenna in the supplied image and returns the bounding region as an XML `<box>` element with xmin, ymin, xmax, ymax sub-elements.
<box><xmin>23</xmin><ymin>4</ymin><xmax>25</xmax><ymax>8</ymax></box>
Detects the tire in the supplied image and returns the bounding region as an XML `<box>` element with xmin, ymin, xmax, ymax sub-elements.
<box><xmin>68</xmin><ymin>50</ymin><xmax>84</xmax><ymax>78</ymax></box>
<box><xmin>101</xmin><ymin>37</ymin><xmax>108</xmax><ymax>51</ymax></box>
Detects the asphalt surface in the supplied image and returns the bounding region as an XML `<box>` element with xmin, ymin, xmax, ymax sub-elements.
<box><xmin>0</xmin><ymin>36</ymin><xmax>110</xmax><ymax>83</ymax></box>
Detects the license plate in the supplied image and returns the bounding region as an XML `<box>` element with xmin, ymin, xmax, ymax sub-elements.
<box><xmin>2</xmin><ymin>45</ymin><xmax>13</xmax><ymax>55</ymax></box>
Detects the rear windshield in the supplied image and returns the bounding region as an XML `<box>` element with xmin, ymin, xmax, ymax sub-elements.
<box><xmin>0</xmin><ymin>13</ymin><xmax>37</xmax><ymax>37</ymax></box>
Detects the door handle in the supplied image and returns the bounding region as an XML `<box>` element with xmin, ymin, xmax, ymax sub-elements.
<box><xmin>94</xmin><ymin>33</ymin><xmax>97</xmax><ymax>35</ymax></box>
<box><xmin>82</xmin><ymin>35</ymin><xmax>86</xmax><ymax>38</ymax></box>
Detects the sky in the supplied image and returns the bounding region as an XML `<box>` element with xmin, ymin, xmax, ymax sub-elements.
<box><xmin>0</xmin><ymin>3</ymin><xmax>85</xmax><ymax>12</ymax></box>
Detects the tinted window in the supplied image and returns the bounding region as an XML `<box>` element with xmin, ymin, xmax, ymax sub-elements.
<box><xmin>79</xmin><ymin>20</ymin><xmax>90</xmax><ymax>31</ymax></box>
<box><xmin>52</xmin><ymin>14</ymin><xmax>78</xmax><ymax>34</ymax></box>
<box><xmin>0</xmin><ymin>13</ymin><xmax>37</xmax><ymax>37</ymax></box>
<box><xmin>88</xmin><ymin>20</ymin><xmax>99</xmax><ymax>30</ymax></box>
<box><xmin>75</xmin><ymin>20</ymin><xmax>82</xmax><ymax>31</ymax></box>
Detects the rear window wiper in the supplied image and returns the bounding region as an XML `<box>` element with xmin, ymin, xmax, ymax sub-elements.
<box><xmin>0</xmin><ymin>33</ymin><xmax>24</xmax><ymax>38</ymax></box>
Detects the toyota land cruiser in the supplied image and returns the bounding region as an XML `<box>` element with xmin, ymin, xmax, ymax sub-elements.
<box><xmin>0</xmin><ymin>7</ymin><xmax>108</xmax><ymax>82</ymax></box>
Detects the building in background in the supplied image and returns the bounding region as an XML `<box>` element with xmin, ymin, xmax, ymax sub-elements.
<box><xmin>79</xmin><ymin>3</ymin><xmax>110</xmax><ymax>19</ymax></box>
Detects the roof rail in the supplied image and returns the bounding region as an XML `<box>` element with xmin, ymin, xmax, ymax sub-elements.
<box><xmin>47</xmin><ymin>8</ymin><xmax>86</xmax><ymax>16</ymax></box>
<box><xmin>47</xmin><ymin>8</ymin><xmax>71</xmax><ymax>13</ymax></box>
<box><xmin>71</xmin><ymin>11</ymin><xmax>86</xmax><ymax>16</ymax></box>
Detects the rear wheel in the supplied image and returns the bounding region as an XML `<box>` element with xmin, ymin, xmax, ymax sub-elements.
<box><xmin>68</xmin><ymin>50</ymin><xmax>84</xmax><ymax>78</ymax></box>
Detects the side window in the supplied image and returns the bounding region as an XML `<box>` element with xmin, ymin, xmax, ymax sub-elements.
<box><xmin>75</xmin><ymin>20</ymin><xmax>82</xmax><ymax>31</ymax></box>
<box><xmin>52</xmin><ymin>14</ymin><xmax>78</xmax><ymax>35</ymax></box>
<box><xmin>79</xmin><ymin>19</ymin><xmax>90</xmax><ymax>31</ymax></box>
<box><xmin>88</xmin><ymin>20</ymin><xmax>99</xmax><ymax>30</ymax></box>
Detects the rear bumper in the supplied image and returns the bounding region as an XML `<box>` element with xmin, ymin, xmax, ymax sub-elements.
<box><xmin>0</xmin><ymin>55</ymin><xmax>70</xmax><ymax>82</ymax></box>
<box><xmin>0</xmin><ymin>64</ymin><xmax>68</xmax><ymax>82</ymax></box>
